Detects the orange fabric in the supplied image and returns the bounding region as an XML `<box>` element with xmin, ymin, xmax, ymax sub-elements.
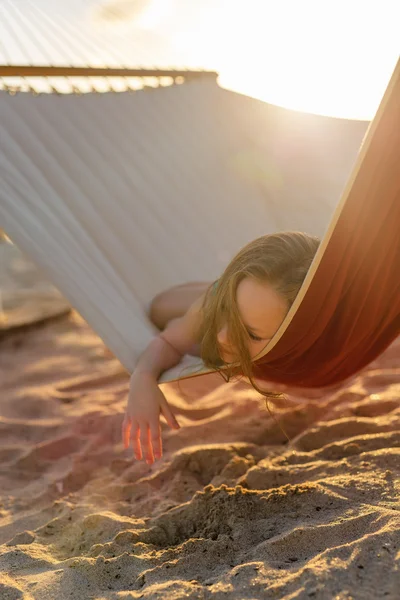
<box><xmin>252</xmin><ymin>66</ymin><xmax>400</xmax><ymax>388</ymax></box>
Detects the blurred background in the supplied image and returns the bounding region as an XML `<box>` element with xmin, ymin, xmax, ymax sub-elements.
<box><xmin>0</xmin><ymin>0</ymin><xmax>398</xmax><ymax>118</ymax></box>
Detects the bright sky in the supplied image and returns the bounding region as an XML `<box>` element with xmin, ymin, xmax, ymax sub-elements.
<box><xmin>0</xmin><ymin>0</ymin><xmax>398</xmax><ymax>119</ymax></box>
<box><xmin>130</xmin><ymin>0</ymin><xmax>399</xmax><ymax>119</ymax></box>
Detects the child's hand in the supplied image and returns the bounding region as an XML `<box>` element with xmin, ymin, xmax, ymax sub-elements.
<box><xmin>122</xmin><ymin>371</ymin><xmax>180</xmax><ymax>463</ymax></box>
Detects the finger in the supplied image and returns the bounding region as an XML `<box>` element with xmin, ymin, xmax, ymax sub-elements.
<box><xmin>139</xmin><ymin>426</ymin><xmax>149</xmax><ymax>462</ymax></box>
<box><xmin>145</xmin><ymin>426</ymin><xmax>155</xmax><ymax>464</ymax></box>
<box><xmin>122</xmin><ymin>416</ymin><xmax>131</xmax><ymax>449</ymax></box>
<box><xmin>149</xmin><ymin>421</ymin><xmax>162</xmax><ymax>459</ymax></box>
<box><xmin>129</xmin><ymin>421</ymin><xmax>141</xmax><ymax>459</ymax></box>
<box><xmin>159</xmin><ymin>400</ymin><xmax>180</xmax><ymax>430</ymax></box>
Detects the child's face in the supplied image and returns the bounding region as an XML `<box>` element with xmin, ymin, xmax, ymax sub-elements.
<box><xmin>217</xmin><ymin>277</ymin><xmax>288</xmax><ymax>363</ymax></box>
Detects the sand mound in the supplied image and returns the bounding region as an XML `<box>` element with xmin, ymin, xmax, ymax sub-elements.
<box><xmin>0</xmin><ymin>312</ymin><xmax>399</xmax><ymax>599</ymax></box>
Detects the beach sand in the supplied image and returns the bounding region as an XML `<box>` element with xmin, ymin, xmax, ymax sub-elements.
<box><xmin>0</xmin><ymin>305</ymin><xmax>399</xmax><ymax>599</ymax></box>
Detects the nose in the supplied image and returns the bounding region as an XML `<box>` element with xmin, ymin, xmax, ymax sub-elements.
<box><xmin>217</xmin><ymin>325</ymin><xmax>236</xmax><ymax>363</ymax></box>
<box><xmin>217</xmin><ymin>325</ymin><xmax>229</xmax><ymax>345</ymax></box>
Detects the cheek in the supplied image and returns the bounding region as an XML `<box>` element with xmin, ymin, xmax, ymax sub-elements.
<box><xmin>248</xmin><ymin>343</ymin><xmax>261</xmax><ymax>359</ymax></box>
<box><xmin>248</xmin><ymin>339</ymin><xmax>270</xmax><ymax>359</ymax></box>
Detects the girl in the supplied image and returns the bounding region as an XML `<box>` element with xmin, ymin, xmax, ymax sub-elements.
<box><xmin>122</xmin><ymin>231</ymin><xmax>320</xmax><ymax>464</ymax></box>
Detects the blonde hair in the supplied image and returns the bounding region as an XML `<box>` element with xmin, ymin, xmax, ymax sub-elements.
<box><xmin>196</xmin><ymin>231</ymin><xmax>320</xmax><ymax>427</ymax></box>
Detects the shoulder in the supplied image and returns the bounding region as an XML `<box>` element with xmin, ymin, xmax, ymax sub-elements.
<box><xmin>160</xmin><ymin>287</ymin><xmax>210</xmax><ymax>355</ymax></box>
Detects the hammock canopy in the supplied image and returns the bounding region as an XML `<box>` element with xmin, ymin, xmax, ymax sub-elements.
<box><xmin>0</xmin><ymin>59</ymin><xmax>399</xmax><ymax>388</ymax></box>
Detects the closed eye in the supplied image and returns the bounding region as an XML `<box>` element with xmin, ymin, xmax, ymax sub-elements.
<box><xmin>248</xmin><ymin>330</ymin><xmax>263</xmax><ymax>342</ymax></box>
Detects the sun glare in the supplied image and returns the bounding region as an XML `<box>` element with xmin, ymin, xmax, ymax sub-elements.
<box><xmin>2</xmin><ymin>0</ymin><xmax>398</xmax><ymax>119</ymax></box>
<box><xmin>170</xmin><ymin>0</ymin><xmax>399</xmax><ymax>120</ymax></box>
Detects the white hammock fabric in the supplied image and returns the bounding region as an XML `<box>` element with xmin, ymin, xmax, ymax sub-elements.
<box><xmin>0</xmin><ymin>79</ymin><xmax>367</xmax><ymax>380</ymax></box>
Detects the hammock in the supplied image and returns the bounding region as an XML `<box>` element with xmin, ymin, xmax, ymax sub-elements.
<box><xmin>0</xmin><ymin>61</ymin><xmax>399</xmax><ymax>388</ymax></box>
<box><xmin>251</xmin><ymin>58</ymin><xmax>400</xmax><ymax>388</ymax></box>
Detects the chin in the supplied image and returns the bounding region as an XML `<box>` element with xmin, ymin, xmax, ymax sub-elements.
<box><xmin>218</xmin><ymin>343</ymin><xmax>237</xmax><ymax>364</ymax></box>
<box><xmin>220</xmin><ymin>351</ymin><xmax>236</xmax><ymax>364</ymax></box>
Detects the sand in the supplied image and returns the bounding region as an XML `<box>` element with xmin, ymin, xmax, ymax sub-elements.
<box><xmin>0</xmin><ymin>241</ymin><xmax>70</xmax><ymax>336</ymax></box>
<box><xmin>0</xmin><ymin>303</ymin><xmax>399</xmax><ymax>598</ymax></box>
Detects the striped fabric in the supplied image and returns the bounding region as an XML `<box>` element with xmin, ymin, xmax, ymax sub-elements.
<box><xmin>0</xmin><ymin>78</ymin><xmax>367</xmax><ymax>379</ymax></box>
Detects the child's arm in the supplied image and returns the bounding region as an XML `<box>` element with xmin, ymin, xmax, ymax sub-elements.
<box><xmin>135</xmin><ymin>290</ymin><xmax>206</xmax><ymax>379</ymax></box>
<box><xmin>122</xmin><ymin>290</ymin><xmax>207</xmax><ymax>463</ymax></box>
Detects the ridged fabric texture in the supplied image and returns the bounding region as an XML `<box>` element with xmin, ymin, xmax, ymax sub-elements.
<box><xmin>0</xmin><ymin>79</ymin><xmax>369</xmax><ymax>377</ymax></box>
